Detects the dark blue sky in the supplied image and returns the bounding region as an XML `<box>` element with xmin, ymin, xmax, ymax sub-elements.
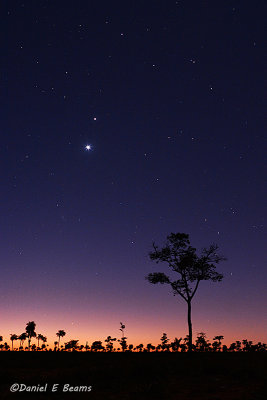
<box><xmin>2</xmin><ymin>0</ymin><xmax>266</xmax><ymax>345</ymax></box>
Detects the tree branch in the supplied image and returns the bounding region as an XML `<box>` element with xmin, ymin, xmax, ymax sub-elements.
<box><xmin>190</xmin><ymin>279</ymin><xmax>200</xmax><ymax>300</ymax></box>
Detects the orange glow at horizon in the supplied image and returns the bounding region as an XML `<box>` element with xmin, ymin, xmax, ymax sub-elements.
<box><xmin>2</xmin><ymin>309</ymin><xmax>267</xmax><ymax>349</ymax></box>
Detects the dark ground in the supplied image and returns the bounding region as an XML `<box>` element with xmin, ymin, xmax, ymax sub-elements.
<box><xmin>1</xmin><ymin>352</ymin><xmax>267</xmax><ymax>400</ymax></box>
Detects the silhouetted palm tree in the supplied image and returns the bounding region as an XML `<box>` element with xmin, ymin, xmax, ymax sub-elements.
<box><xmin>25</xmin><ymin>321</ymin><xmax>36</xmax><ymax>351</ymax></box>
<box><xmin>10</xmin><ymin>334</ymin><xmax>18</xmax><ymax>351</ymax></box>
<box><xmin>37</xmin><ymin>334</ymin><xmax>42</xmax><ymax>348</ymax></box>
<box><xmin>56</xmin><ymin>330</ymin><xmax>66</xmax><ymax>349</ymax></box>
<box><xmin>18</xmin><ymin>333</ymin><xmax>27</xmax><ymax>349</ymax></box>
<box><xmin>37</xmin><ymin>334</ymin><xmax>47</xmax><ymax>349</ymax></box>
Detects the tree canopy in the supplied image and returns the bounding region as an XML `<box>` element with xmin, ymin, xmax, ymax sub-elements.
<box><xmin>147</xmin><ymin>233</ymin><xmax>225</xmax><ymax>302</ymax></box>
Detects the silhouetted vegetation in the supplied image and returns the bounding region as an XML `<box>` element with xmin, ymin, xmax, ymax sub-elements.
<box><xmin>56</xmin><ymin>329</ymin><xmax>66</xmax><ymax>350</ymax></box>
<box><xmin>25</xmin><ymin>321</ymin><xmax>36</xmax><ymax>351</ymax></box>
<box><xmin>1</xmin><ymin>321</ymin><xmax>266</xmax><ymax>353</ymax></box>
<box><xmin>1</xmin><ymin>322</ymin><xmax>266</xmax><ymax>399</ymax></box>
<box><xmin>0</xmin><ymin>236</ymin><xmax>264</xmax><ymax>399</ymax></box>
<box><xmin>1</xmin><ymin>321</ymin><xmax>266</xmax><ymax>400</ymax></box>
<box><xmin>146</xmin><ymin>233</ymin><xmax>226</xmax><ymax>351</ymax></box>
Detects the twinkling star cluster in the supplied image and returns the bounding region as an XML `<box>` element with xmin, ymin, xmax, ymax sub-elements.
<box><xmin>2</xmin><ymin>1</ymin><xmax>266</xmax><ymax>345</ymax></box>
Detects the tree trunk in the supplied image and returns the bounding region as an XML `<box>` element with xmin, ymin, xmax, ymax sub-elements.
<box><xmin>187</xmin><ymin>300</ymin><xmax>192</xmax><ymax>352</ymax></box>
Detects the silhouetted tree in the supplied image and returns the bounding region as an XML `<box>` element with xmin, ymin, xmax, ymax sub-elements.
<box><xmin>119</xmin><ymin>322</ymin><xmax>127</xmax><ymax>352</ymax></box>
<box><xmin>170</xmin><ymin>337</ymin><xmax>182</xmax><ymax>352</ymax></box>
<box><xmin>105</xmin><ymin>336</ymin><xmax>117</xmax><ymax>352</ymax></box>
<box><xmin>235</xmin><ymin>341</ymin><xmax>242</xmax><ymax>352</ymax></box>
<box><xmin>37</xmin><ymin>334</ymin><xmax>41</xmax><ymax>348</ymax></box>
<box><xmin>229</xmin><ymin>342</ymin><xmax>236</xmax><ymax>352</ymax></box>
<box><xmin>4</xmin><ymin>342</ymin><xmax>10</xmax><ymax>351</ymax></box>
<box><xmin>119</xmin><ymin>322</ymin><xmax>125</xmax><ymax>337</ymax></box>
<box><xmin>37</xmin><ymin>334</ymin><xmax>47</xmax><ymax>349</ymax></box>
<box><xmin>242</xmin><ymin>339</ymin><xmax>253</xmax><ymax>352</ymax></box>
<box><xmin>160</xmin><ymin>333</ymin><xmax>170</xmax><ymax>351</ymax></box>
<box><xmin>119</xmin><ymin>337</ymin><xmax>128</xmax><ymax>352</ymax></box>
<box><xmin>91</xmin><ymin>341</ymin><xmax>104</xmax><ymax>352</ymax></box>
<box><xmin>56</xmin><ymin>330</ymin><xmax>66</xmax><ymax>349</ymax></box>
<box><xmin>146</xmin><ymin>343</ymin><xmax>155</xmax><ymax>352</ymax></box>
<box><xmin>37</xmin><ymin>334</ymin><xmax>44</xmax><ymax>348</ymax></box>
<box><xmin>18</xmin><ymin>333</ymin><xmax>27</xmax><ymax>349</ymax></box>
<box><xmin>155</xmin><ymin>344</ymin><xmax>161</xmax><ymax>352</ymax></box>
<box><xmin>180</xmin><ymin>343</ymin><xmax>187</xmax><ymax>352</ymax></box>
<box><xmin>65</xmin><ymin>340</ymin><xmax>79</xmax><ymax>351</ymax></box>
<box><xmin>256</xmin><ymin>342</ymin><xmax>267</xmax><ymax>352</ymax></box>
<box><xmin>212</xmin><ymin>335</ymin><xmax>224</xmax><ymax>351</ymax></box>
<box><xmin>146</xmin><ymin>233</ymin><xmax>226</xmax><ymax>351</ymax></box>
<box><xmin>196</xmin><ymin>332</ymin><xmax>209</xmax><ymax>352</ymax></box>
<box><xmin>10</xmin><ymin>334</ymin><xmax>18</xmax><ymax>351</ymax></box>
<box><xmin>136</xmin><ymin>343</ymin><xmax>144</xmax><ymax>352</ymax></box>
<box><xmin>25</xmin><ymin>321</ymin><xmax>36</xmax><ymax>351</ymax></box>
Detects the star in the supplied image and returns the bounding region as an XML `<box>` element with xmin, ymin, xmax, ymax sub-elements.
<box><xmin>85</xmin><ymin>145</ymin><xmax>92</xmax><ymax>151</ymax></box>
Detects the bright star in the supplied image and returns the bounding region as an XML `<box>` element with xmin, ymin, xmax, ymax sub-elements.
<box><xmin>85</xmin><ymin>145</ymin><xmax>92</xmax><ymax>151</ymax></box>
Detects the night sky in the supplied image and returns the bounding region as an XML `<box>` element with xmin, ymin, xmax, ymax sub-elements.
<box><xmin>2</xmin><ymin>0</ymin><xmax>266</xmax><ymax>347</ymax></box>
